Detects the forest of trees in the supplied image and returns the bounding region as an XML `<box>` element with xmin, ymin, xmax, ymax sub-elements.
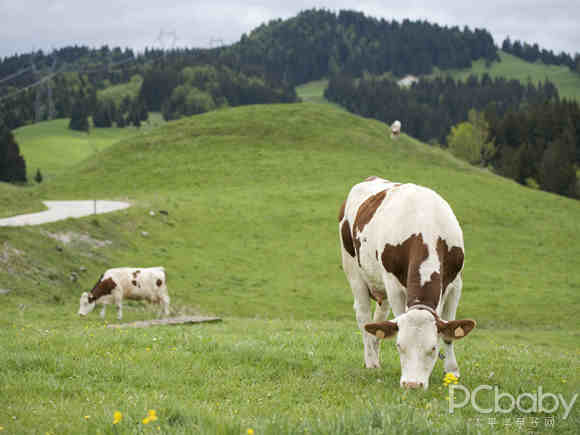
<box><xmin>325</xmin><ymin>73</ymin><xmax>578</xmax><ymax>197</ymax></box>
<box><xmin>224</xmin><ymin>9</ymin><xmax>498</xmax><ymax>84</ymax></box>
<box><xmin>325</xmin><ymin>73</ymin><xmax>558</xmax><ymax>144</ymax></box>
<box><xmin>501</xmin><ymin>37</ymin><xmax>580</xmax><ymax>74</ymax></box>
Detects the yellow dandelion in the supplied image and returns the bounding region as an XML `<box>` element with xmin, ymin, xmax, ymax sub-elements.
<box><xmin>84</xmin><ymin>415</ymin><xmax>90</xmax><ymax>420</ymax></box>
<box><xmin>0</xmin><ymin>426</ymin><xmax>4</xmax><ymax>431</ymax></box>
<box><xmin>247</xmin><ymin>429</ymin><xmax>255</xmax><ymax>435</ymax></box>
<box><xmin>147</xmin><ymin>410</ymin><xmax>158</xmax><ymax>422</ymax></box>
<box><xmin>113</xmin><ymin>411</ymin><xmax>123</xmax><ymax>424</ymax></box>
<box><xmin>142</xmin><ymin>417</ymin><xmax>151</xmax><ymax>424</ymax></box>
<box><xmin>146</xmin><ymin>347</ymin><xmax>151</xmax><ymax>352</ymax></box>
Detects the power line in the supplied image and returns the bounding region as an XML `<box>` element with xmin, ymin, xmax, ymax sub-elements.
<box><xmin>0</xmin><ymin>66</ymin><xmax>32</xmax><ymax>84</ymax></box>
<box><xmin>0</xmin><ymin>55</ymin><xmax>136</xmax><ymax>103</ymax></box>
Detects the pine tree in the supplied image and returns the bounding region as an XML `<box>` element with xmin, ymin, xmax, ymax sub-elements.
<box><xmin>0</xmin><ymin>120</ymin><xmax>27</xmax><ymax>183</ymax></box>
<box><xmin>69</xmin><ymin>94</ymin><xmax>90</xmax><ymax>132</ymax></box>
<box><xmin>34</xmin><ymin>168</ymin><xmax>43</xmax><ymax>183</ymax></box>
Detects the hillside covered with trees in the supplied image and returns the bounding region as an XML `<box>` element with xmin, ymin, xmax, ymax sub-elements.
<box><xmin>325</xmin><ymin>73</ymin><xmax>579</xmax><ymax>198</ymax></box>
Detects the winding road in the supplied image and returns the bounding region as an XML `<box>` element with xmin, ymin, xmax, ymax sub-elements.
<box><xmin>0</xmin><ymin>200</ymin><xmax>131</xmax><ymax>227</ymax></box>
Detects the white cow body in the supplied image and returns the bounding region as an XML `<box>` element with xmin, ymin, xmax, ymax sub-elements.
<box><xmin>339</xmin><ymin>177</ymin><xmax>475</xmax><ymax>389</ymax></box>
<box><xmin>78</xmin><ymin>267</ymin><xmax>170</xmax><ymax>320</ymax></box>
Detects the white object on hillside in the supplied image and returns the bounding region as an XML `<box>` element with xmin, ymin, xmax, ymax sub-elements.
<box><xmin>391</xmin><ymin>120</ymin><xmax>402</xmax><ymax>139</ymax></box>
<box><xmin>0</xmin><ymin>200</ymin><xmax>131</xmax><ymax>227</ymax></box>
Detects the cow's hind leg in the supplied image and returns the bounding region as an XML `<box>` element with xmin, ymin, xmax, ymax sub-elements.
<box><xmin>441</xmin><ymin>275</ymin><xmax>462</xmax><ymax>377</ymax></box>
<box><xmin>349</xmin><ymin>275</ymin><xmax>381</xmax><ymax>368</ymax></box>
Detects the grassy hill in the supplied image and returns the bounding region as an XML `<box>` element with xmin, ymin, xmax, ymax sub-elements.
<box><xmin>1</xmin><ymin>103</ymin><xmax>578</xmax><ymax>433</ymax></box>
<box><xmin>432</xmin><ymin>51</ymin><xmax>580</xmax><ymax>101</ymax></box>
<box><xmin>13</xmin><ymin>114</ymin><xmax>165</xmax><ymax>181</ymax></box>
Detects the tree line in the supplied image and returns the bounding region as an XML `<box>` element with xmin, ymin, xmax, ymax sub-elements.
<box><xmin>501</xmin><ymin>37</ymin><xmax>580</xmax><ymax>74</ymax></box>
<box><xmin>324</xmin><ymin>73</ymin><xmax>558</xmax><ymax>144</ymax></box>
<box><xmin>324</xmin><ymin>74</ymin><xmax>578</xmax><ymax>198</ymax></box>
<box><xmin>221</xmin><ymin>9</ymin><xmax>498</xmax><ymax>85</ymax></box>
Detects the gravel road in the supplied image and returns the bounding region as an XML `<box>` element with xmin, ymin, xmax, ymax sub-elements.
<box><xmin>0</xmin><ymin>200</ymin><xmax>131</xmax><ymax>227</ymax></box>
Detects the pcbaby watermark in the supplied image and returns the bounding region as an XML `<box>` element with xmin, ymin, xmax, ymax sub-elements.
<box><xmin>449</xmin><ymin>385</ymin><xmax>577</xmax><ymax>420</ymax></box>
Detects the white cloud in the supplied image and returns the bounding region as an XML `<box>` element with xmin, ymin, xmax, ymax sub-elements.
<box><xmin>0</xmin><ymin>1</ymin><xmax>578</xmax><ymax>58</ymax></box>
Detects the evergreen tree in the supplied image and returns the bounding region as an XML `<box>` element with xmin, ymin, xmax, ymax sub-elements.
<box><xmin>34</xmin><ymin>168</ymin><xmax>43</xmax><ymax>183</ymax></box>
<box><xmin>0</xmin><ymin>120</ymin><xmax>27</xmax><ymax>183</ymax></box>
<box><xmin>68</xmin><ymin>94</ymin><xmax>90</xmax><ymax>132</ymax></box>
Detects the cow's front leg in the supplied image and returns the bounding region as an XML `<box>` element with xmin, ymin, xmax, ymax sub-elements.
<box><xmin>441</xmin><ymin>276</ymin><xmax>462</xmax><ymax>377</ymax></box>
<box><xmin>159</xmin><ymin>294</ymin><xmax>170</xmax><ymax>318</ymax></box>
<box><xmin>99</xmin><ymin>304</ymin><xmax>106</xmax><ymax>318</ymax></box>
<box><xmin>370</xmin><ymin>297</ymin><xmax>391</xmax><ymax>365</ymax></box>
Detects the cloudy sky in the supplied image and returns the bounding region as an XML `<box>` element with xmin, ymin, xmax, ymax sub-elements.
<box><xmin>0</xmin><ymin>0</ymin><xmax>578</xmax><ymax>59</ymax></box>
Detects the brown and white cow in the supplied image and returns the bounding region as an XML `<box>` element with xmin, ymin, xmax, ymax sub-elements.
<box><xmin>78</xmin><ymin>267</ymin><xmax>170</xmax><ymax>320</ymax></box>
<box><xmin>339</xmin><ymin>176</ymin><xmax>475</xmax><ymax>389</ymax></box>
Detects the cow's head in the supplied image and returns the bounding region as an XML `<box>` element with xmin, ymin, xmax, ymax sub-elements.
<box><xmin>78</xmin><ymin>292</ymin><xmax>96</xmax><ymax>316</ymax></box>
<box><xmin>365</xmin><ymin>308</ymin><xmax>475</xmax><ymax>389</ymax></box>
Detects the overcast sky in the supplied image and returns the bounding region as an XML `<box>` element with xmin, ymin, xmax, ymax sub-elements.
<box><xmin>1</xmin><ymin>0</ymin><xmax>578</xmax><ymax>59</ymax></box>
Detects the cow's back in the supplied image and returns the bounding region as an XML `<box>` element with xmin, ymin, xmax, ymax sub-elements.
<box><xmin>105</xmin><ymin>267</ymin><xmax>167</xmax><ymax>301</ymax></box>
<box><xmin>340</xmin><ymin>178</ymin><xmax>463</xmax><ymax>290</ymax></box>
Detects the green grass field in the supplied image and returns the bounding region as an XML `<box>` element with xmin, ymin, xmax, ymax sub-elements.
<box><xmin>432</xmin><ymin>51</ymin><xmax>580</xmax><ymax>101</ymax></box>
<box><xmin>1</xmin><ymin>104</ymin><xmax>578</xmax><ymax>434</ymax></box>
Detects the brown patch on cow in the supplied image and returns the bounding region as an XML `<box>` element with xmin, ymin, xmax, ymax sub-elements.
<box><xmin>340</xmin><ymin>220</ymin><xmax>356</xmax><ymax>258</ymax></box>
<box><xmin>375</xmin><ymin>250</ymin><xmax>378</xmax><ymax>260</ymax></box>
<box><xmin>353</xmin><ymin>190</ymin><xmax>387</xmax><ymax>265</ymax></box>
<box><xmin>132</xmin><ymin>280</ymin><xmax>138</xmax><ymax>286</ymax></box>
<box><xmin>381</xmin><ymin>233</ymin><xmax>442</xmax><ymax>309</ymax></box>
<box><xmin>436</xmin><ymin>237</ymin><xmax>465</xmax><ymax>291</ymax></box>
<box><xmin>132</xmin><ymin>270</ymin><xmax>141</xmax><ymax>279</ymax></box>
<box><xmin>364</xmin><ymin>176</ymin><xmax>380</xmax><ymax>182</ymax></box>
<box><xmin>89</xmin><ymin>277</ymin><xmax>117</xmax><ymax>302</ymax></box>
<box><xmin>338</xmin><ymin>200</ymin><xmax>346</xmax><ymax>222</ymax></box>
<box><xmin>156</xmin><ymin>279</ymin><xmax>163</xmax><ymax>287</ymax></box>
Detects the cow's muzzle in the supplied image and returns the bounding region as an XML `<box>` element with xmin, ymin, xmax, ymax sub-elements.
<box><xmin>402</xmin><ymin>381</ymin><xmax>424</xmax><ymax>389</ymax></box>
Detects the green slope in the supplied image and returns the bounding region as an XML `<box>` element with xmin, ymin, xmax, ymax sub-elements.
<box><xmin>13</xmin><ymin>114</ymin><xmax>165</xmax><ymax>181</ymax></box>
<box><xmin>1</xmin><ymin>104</ymin><xmax>578</xmax><ymax>433</ymax></box>
<box><xmin>8</xmin><ymin>103</ymin><xmax>579</xmax><ymax>327</ymax></box>
<box><xmin>433</xmin><ymin>51</ymin><xmax>580</xmax><ymax>101</ymax></box>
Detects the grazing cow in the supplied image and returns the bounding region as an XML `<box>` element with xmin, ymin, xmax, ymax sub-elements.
<box><xmin>78</xmin><ymin>267</ymin><xmax>170</xmax><ymax>320</ymax></box>
<box><xmin>391</xmin><ymin>120</ymin><xmax>401</xmax><ymax>139</ymax></box>
<box><xmin>339</xmin><ymin>176</ymin><xmax>475</xmax><ymax>389</ymax></box>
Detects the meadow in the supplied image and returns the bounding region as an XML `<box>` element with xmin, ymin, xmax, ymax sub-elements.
<box><xmin>0</xmin><ymin>103</ymin><xmax>578</xmax><ymax>434</ymax></box>
<box><xmin>431</xmin><ymin>51</ymin><xmax>580</xmax><ymax>101</ymax></box>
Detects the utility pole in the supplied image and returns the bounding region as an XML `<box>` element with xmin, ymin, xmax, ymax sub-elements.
<box><xmin>32</xmin><ymin>56</ymin><xmax>43</xmax><ymax>123</ymax></box>
<box><xmin>46</xmin><ymin>57</ymin><xmax>57</xmax><ymax>120</ymax></box>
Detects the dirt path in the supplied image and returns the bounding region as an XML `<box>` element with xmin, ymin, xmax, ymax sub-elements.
<box><xmin>0</xmin><ymin>200</ymin><xmax>131</xmax><ymax>227</ymax></box>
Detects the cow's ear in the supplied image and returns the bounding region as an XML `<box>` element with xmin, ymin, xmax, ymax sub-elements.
<box><xmin>365</xmin><ymin>321</ymin><xmax>398</xmax><ymax>339</ymax></box>
<box><xmin>437</xmin><ymin>319</ymin><xmax>476</xmax><ymax>340</ymax></box>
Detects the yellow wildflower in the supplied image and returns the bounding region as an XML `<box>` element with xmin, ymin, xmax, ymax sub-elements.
<box><xmin>113</xmin><ymin>411</ymin><xmax>123</xmax><ymax>424</ymax></box>
<box><xmin>0</xmin><ymin>426</ymin><xmax>4</xmax><ymax>431</ymax></box>
<box><xmin>247</xmin><ymin>429</ymin><xmax>255</xmax><ymax>435</ymax></box>
<box><xmin>84</xmin><ymin>415</ymin><xmax>90</xmax><ymax>420</ymax></box>
<box><xmin>147</xmin><ymin>410</ymin><xmax>158</xmax><ymax>422</ymax></box>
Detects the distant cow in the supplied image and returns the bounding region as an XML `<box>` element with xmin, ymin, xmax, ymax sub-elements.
<box><xmin>390</xmin><ymin>120</ymin><xmax>401</xmax><ymax>139</ymax></box>
<box><xmin>78</xmin><ymin>267</ymin><xmax>170</xmax><ymax>320</ymax></box>
<box><xmin>339</xmin><ymin>176</ymin><xmax>475</xmax><ymax>389</ymax></box>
